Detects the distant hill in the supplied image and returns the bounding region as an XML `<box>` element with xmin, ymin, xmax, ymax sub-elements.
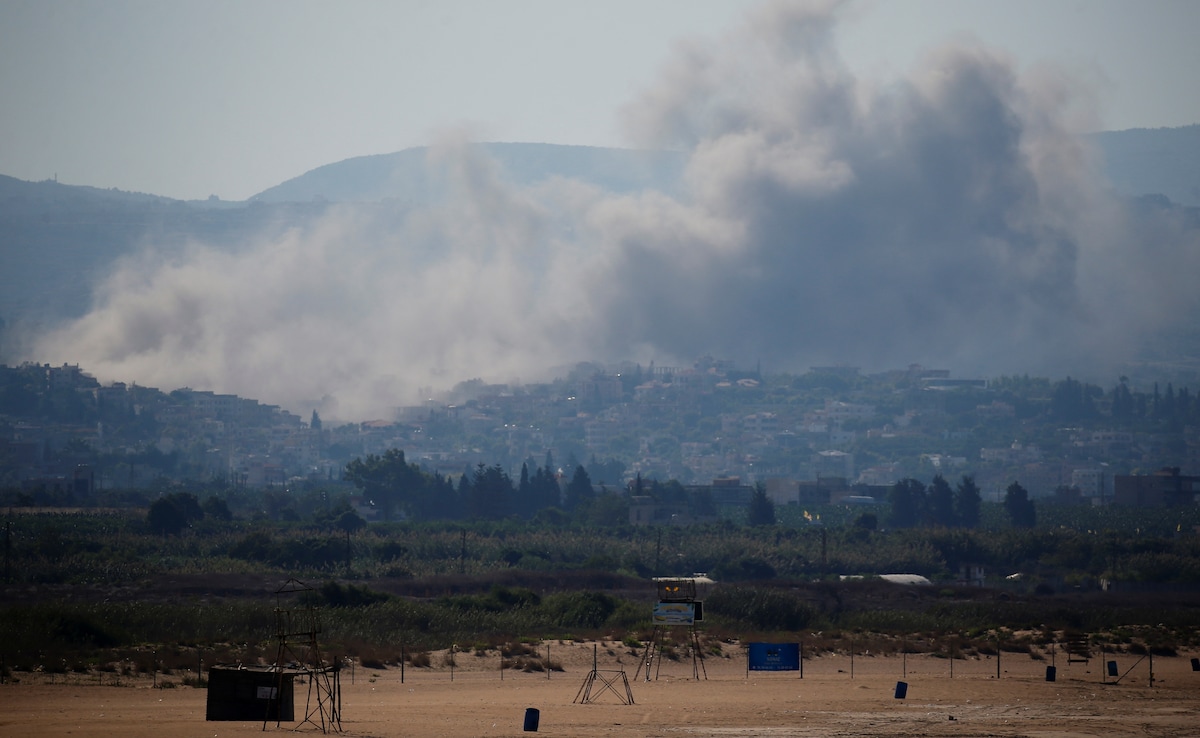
<box><xmin>249</xmin><ymin>142</ymin><xmax>687</xmax><ymax>203</ymax></box>
<box><xmin>0</xmin><ymin>175</ymin><xmax>329</xmax><ymax>334</ymax></box>
<box><xmin>1089</xmin><ymin>125</ymin><xmax>1200</xmax><ymax>207</ymax></box>
<box><xmin>251</xmin><ymin>132</ymin><xmax>1200</xmax><ymax>208</ymax></box>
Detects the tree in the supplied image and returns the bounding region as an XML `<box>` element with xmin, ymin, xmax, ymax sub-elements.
<box><xmin>1050</xmin><ymin>377</ymin><xmax>1096</xmax><ymax>421</ymax></box>
<box><xmin>926</xmin><ymin>475</ymin><xmax>956</xmax><ymax>527</ymax></box>
<box><xmin>1110</xmin><ymin>380</ymin><xmax>1135</xmax><ymax>421</ymax></box>
<box><xmin>334</xmin><ymin>507</ymin><xmax>367</xmax><ymax>535</ymax></box>
<box><xmin>888</xmin><ymin>478</ymin><xmax>926</xmax><ymax>528</ymax></box>
<box><xmin>456</xmin><ymin>469</ymin><xmax>472</xmax><ymax>507</ymax></box>
<box><xmin>852</xmin><ymin>511</ymin><xmax>878</xmax><ymax>531</ymax></box>
<box><xmin>202</xmin><ymin>494</ymin><xmax>234</xmax><ymax>521</ymax></box>
<box><xmin>344</xmin><ymin>449</ymin><xmax>429</xmax><ymax>520</ymax></box>
<box><xmin>467</xmin><ymin>463</ymin><xmax>512</xmax><ymax>520</ymax></box>
<box><xmin>428</xmin><ymin>472</ymin><xmax>459</xmax><ymax>520</ymax></box>
<box><xmin>146</xmin><ymin>492</ymin><xmax>203</xmax><ymax>535</ymax></box>
<box><xmin>650</xmin><ymin>479</ymin><xmax>688</xmax><ymax>506</ymax></box>
<box><xmin>1004</xmin><ymin>481</ymin><xmax>1036</xmax><ymax>528</ymax></box>
<box><xmin>564</xmin><ymin>465</ymin><xmax>594</xmax><ymax>512</ymax></box>
<box><xmin>584</xmin><ymin>492</ymin><xmax>630</xmax><ymax>526</ymax></box>
<box><xmin>514</xmin><ymin>462</ymin><xmax>534</xmax><ymax>517</ymax></box>
<box><xmin>747</xmin><ymin>483</ymin><xmax>776</xmax><ymax>526</ymax></box>
<box><xmin>587</xmin><ymin>455</ymin><xmax>626</xmax><ymax>485</ymax></box>
<box><xmin>954</xmin><ymin>475</ymin><xmax>981</xmax><ymax>528</ymax></box>
<box><xmin>690</xmin><ymin>486</ymin><xmax>717</xmax><ymax>518</ymax></box>
<box><xmin>529</xmin><ymin>465</ymin><xmax>561</xmax><ymax>512</ymax></box>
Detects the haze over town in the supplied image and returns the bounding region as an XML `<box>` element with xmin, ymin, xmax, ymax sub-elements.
<box><xmin>2</xmin><ymin>0</ymin><xmax>1199</xmax><ymax>422</ymax></box>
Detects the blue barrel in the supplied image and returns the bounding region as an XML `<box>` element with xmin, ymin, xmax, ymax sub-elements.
<box><xmin>1045</xmin><ymin>666</ymin><xmax>1056</xmax><ymax>682</ymax></box>
<box><xmin>1107</xmin><ymin>661</ymin><xmax>1118</xmax><ymax>677</ymax></box>
<box><xmin>523</xmin><ymin>707</ymin><xmax>540</xmax><ymax>732</ymax></box>
<box><xmin>894</xmin><ymin>681</ymin><xmax>907</xmax><ymax>699</ymax></box>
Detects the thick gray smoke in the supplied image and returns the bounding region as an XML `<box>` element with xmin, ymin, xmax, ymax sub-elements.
<box><xmin>31</xmin><ymin>1</ymin><xmax>1200</xmax><ymax>419</ymax></box>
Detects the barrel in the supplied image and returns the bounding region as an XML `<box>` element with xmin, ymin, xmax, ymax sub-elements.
<box><xmin>894</xmin><ymin>681</ymin><xmax>907</xmax><ymax>699</ymax></box>
<box><xmin>1045</xmin><ymin>666</ymin><xmax>1056</xmax><ymax>682</ymax></box>
<box><xmin>523</xmin><ymin>707</ymin><xmax>540</xmax><ymax>732</ymax></box>
<box><xmin>1191</xmin><ymin>657</ymin><xmax>1199</xmax><ymax>672</ymax></box>
<box><xmin>1107</xmin><ymin>661</ymin><xmax>1118</xmax><ymax>677</ymax></box>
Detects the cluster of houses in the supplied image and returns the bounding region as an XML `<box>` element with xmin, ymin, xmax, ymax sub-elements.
<box><xmin>3</xmin><ymin>362</ymin><xmax>1198</xmax><ymax>513</ymax></box>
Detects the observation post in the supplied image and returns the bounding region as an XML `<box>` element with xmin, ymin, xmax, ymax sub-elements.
<box><xmin>636</xmin><ymin>574</ymin><xmax>713</xmax><ymax>681</ymax></box>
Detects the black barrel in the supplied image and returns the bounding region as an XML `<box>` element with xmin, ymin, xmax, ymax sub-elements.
<box><xmin>1107</xmin><ymin>661</ymin><xmax>1118</xmax><ymax>677</ymax></box>
<box><xmin>894</xmin><ymin>681</ymin><xmax>907</xmax><ymax>699</ymax></box>
<box><xmin>523</xmin><ymin>707</ymin><xmax>540</xmax><ymax>732</ymax></box>
<box><xmin>1045</xmin><ymin>666</ymin><xmax>1056</xmax><ymax>682</ymax></box>
<box><xmin>1191</xmin><ymin>657</ymin><xmax>1199</xmax><ymax>671</ymax></box>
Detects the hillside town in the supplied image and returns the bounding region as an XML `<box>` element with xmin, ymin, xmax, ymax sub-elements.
<box><xmin>3</xmin><ymin>358</ymin><xmax>1198</xmax><ymax>516</ymax></box>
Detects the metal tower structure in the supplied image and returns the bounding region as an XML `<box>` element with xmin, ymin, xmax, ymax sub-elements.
<box><xmin>268</xmin><ymin>578</ymin><xmax>342</xmax><ymax>733</ymax></box>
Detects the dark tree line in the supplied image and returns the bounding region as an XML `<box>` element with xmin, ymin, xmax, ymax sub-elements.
<box><xmin>340</xmin><ymin>449</ymin><xmax>727</xmax><ymax>525</ymax></box>
<box><xmin>887</xmin><ymin>475</ymin><xmax>983</xmax><ymax>529</ymax></box>
<box><xmin>887</xmin><ymin>475</ymin><xmax>1036</xmax><ymax>529</ymax></box>
<box><xmin>146</xmin><ymin>491</ymin><xmax>233</xmax><ymax>535</ymax></box>
<box><xmin>343</xmin><ymin>449</ymin><xmax>456</xmax><ymax>521</ymax></box>
<box><xmin>1053</xmin><ymin>376</ymin><xmax>1200</xmax><ymax>427</ymax></box>
<box><xmin>342</xmin><ymin>448</ymin><xmax>613</xmax><ymax>523</ymax></box>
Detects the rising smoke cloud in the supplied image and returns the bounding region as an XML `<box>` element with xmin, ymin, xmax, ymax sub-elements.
<box><xmin>31</xmin><ymin>1</ymin><xmax>1200</xmax><ymax>420</ymax></box>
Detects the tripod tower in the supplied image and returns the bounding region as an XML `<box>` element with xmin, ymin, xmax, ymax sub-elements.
<box><xmin>269</xmin><ymin>578</ymin><xmax>342</xmax><ymax>733</ymax></box>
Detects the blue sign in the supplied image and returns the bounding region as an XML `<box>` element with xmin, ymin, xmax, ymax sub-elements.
<box><xmin>748</xmin><ymin>642</ymin><xmax>800</xmax><ymax>671</ymax></box>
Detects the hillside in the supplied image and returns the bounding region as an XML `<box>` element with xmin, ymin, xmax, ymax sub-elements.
<box><xmin>248</xmin><ymin>142</ymin><xmax>686</xmax><ymax>204</ymax></box>
<box><xmin>251</xmin><ymin>130</ymin><xmax>1200</xmax><ymax>208</ymax></box>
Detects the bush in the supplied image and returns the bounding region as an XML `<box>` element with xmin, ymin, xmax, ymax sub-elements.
<box><xmin>407</xmin><ymin>652</ymin><xmax>431</xmax><ymax>668</ymax></box>
<box><xmin>317</xmin><ymin>581</ymin><xmax>389</xmax><ymax>607</ymax></box>
<box><xmin>706</xmin><ymin>586</ymin><xmax>814</xmax><ymax>631</ymax></box>
<box><xmin>543</xmin><ymin>591</ymin><xmax>619</xmax><ymax>630</ymax></box>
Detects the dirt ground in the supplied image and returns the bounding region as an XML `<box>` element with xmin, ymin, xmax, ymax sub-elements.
<box><xmin>4</xmin><ymin>642</ymin><xmax>1199</xmax><ymax>737</ymax></box>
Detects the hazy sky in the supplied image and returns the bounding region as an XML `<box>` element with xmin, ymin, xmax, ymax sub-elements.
<box><xmin>2</xmin><ymin>0</ymin><xmax>1198</xmax><ymax>201</ymax></box>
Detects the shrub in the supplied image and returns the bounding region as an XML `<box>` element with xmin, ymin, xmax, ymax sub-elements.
<box><xmin>317</xmin><ymin>581</ymin><xmax>389</xmax><ymax>607</ymax></box>
<box><xmin>407</xmin><ymin>652</ymin><xmax>431</xmax><ymax>668</ymax></box>
<box><xmin>544</xmin><ymin>592</ymin><xmax>619</xmax><ymax>630</ymax></box>
<box><xmin>706</xmin><ymin>586</ymin><xmax>814</xmax><ymax>632</ymax></box>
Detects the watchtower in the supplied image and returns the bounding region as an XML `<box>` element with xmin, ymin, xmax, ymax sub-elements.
<box><xmin>635</xmin><ymin>574</ymin><xmax>712</xmax><ymax>681</ymax></box>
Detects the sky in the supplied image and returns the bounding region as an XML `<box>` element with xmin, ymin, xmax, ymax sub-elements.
<box><xmin>2</xmin><ymin>0</ymin><xmax>1198</xmax><ymax>202</ymax></box>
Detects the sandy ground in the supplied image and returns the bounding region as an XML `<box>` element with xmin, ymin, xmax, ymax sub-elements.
<box><xmin>4</xmin><ymin>643</ymin><xmax>1199</xmax><ymax>737</ymax></box>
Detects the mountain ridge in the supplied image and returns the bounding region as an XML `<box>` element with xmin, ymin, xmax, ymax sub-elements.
<box><xmin>247</xmin><ymin>142</ymin><xmax>687</xmax><ymax>204</ymax></box>
<box><xmin>3</xmin><ymin>127</ymin><xmax>1196</xmax><ymax>209</ymax></box>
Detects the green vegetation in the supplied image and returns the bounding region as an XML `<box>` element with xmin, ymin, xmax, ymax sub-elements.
<box><xmin>5</xmin><ymin>501</ymin><xmax>1200</xmax><ymax>586</ymax></box>
<box><xmin>1</xmin><ymin>498</ymin><xmax>1198</xmax><ymax>677</ymax></box>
